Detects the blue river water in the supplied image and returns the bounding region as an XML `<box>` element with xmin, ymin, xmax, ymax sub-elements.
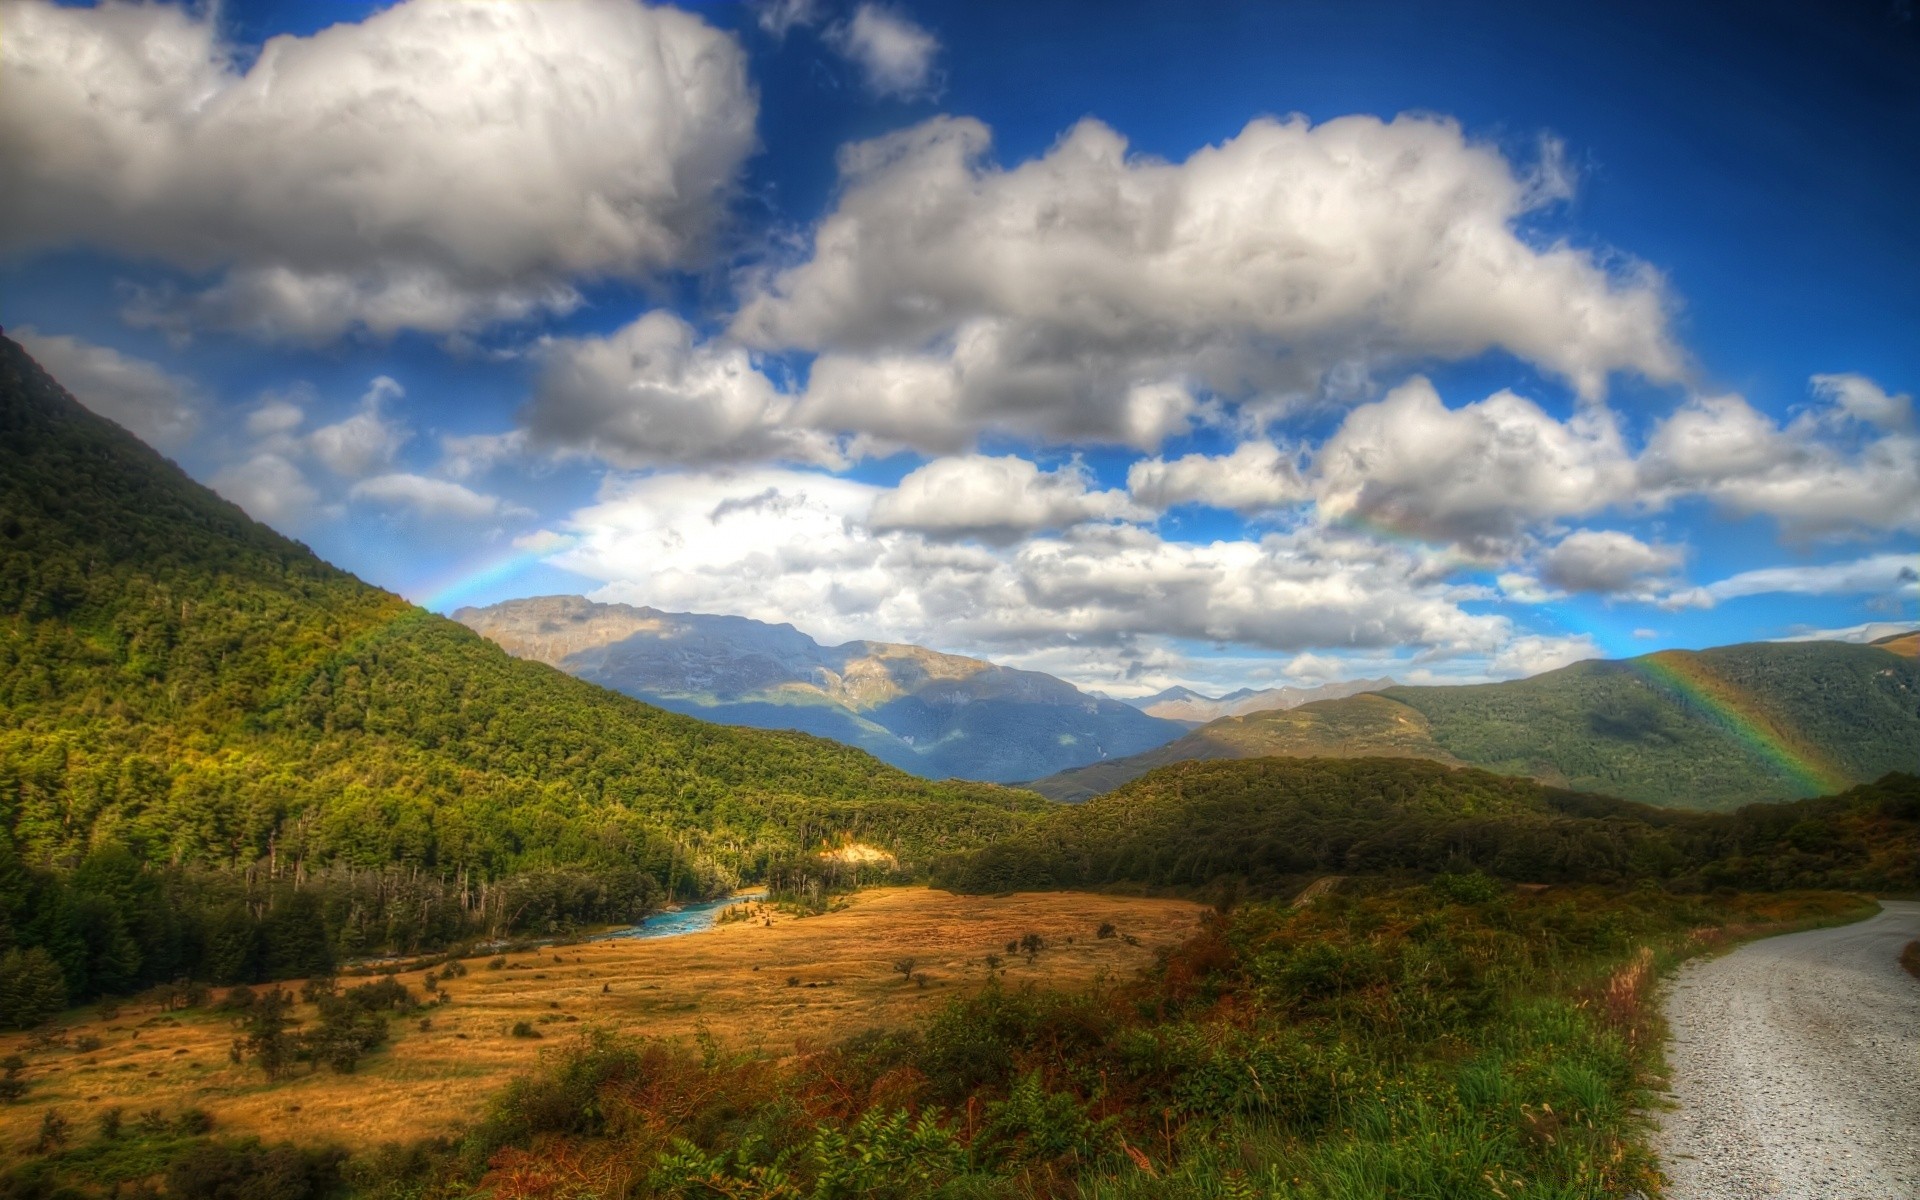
<box><xmin>594</xmin><ymin>890</ymin><xmax>766</xmax><ymax>942</ymax></box>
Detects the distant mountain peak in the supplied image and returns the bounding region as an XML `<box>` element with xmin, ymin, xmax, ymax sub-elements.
<box><xmin>456</xmin><ymin>595</ymin><xmax>1185</xmax><ymax>783</ymax></box>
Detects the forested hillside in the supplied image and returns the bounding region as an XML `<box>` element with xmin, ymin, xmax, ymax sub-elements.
<box><xmin>1032</xmin><ymin>641</ymin><xmax>1920</xmax><ymax>808</ymax></box>
<box><xmin>0</xmin><ymin>334</ymin><xmax>1037</xmax><ymax>1007</ymax></box>
<box><xmin>942</xmin><ymin>755</ymin><xmax>1920</xmax><ymax>894</ymax></box>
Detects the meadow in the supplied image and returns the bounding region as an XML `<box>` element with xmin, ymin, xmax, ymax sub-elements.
<box><xmin>0</xmin><ymin>888</ymin><xmax>1203</xmax><ymax>1154</ymax></box>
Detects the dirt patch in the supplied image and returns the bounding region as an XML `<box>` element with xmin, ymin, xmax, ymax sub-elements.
<box><xmin>0</xmin><ymin>887</ymin><xmax>1202</xmax><ymax>1152</ymax></box>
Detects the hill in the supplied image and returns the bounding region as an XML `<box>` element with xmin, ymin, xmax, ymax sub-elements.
<box><xmin>0</xmin><ymin>333</ymin><xmax>1038</xmax><ymax>1002</ymax></box>
<box><xmin>939</xmin><ymin>755</ymin><xmax>1920</xmax><ymax>894</ymax></box>
<box><xmin>1119</xmin><ymin>676</ymin><xmax>1394</xmax><ymax>724</ymax></box>
<box><xmin>1031</xmin><ymin>641</ymin><xmax>1920</xmax><ymax>809</ymax></box>
<box><xmin>454</xmin><ymin>595</ymin><xmax>1183</xmax><ymax>782</ymax></box>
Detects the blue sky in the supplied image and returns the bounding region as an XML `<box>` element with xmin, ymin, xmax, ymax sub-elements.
<box><xmin>3</xmin><ymin>0</ymin><xmax>1916</xmax><ymax>695</ymax></box>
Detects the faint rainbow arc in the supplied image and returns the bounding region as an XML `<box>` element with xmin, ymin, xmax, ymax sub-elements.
<box><xmin>1626</xmin><ymin>650</ymin><xmax>1849</xmax><ymax>796</ymax></box>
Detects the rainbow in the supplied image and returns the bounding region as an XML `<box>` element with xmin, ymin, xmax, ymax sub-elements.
<box><xmin>415</xmin><ymin>535</ymin><xmax>579</xmax><ymax>614</ymax></box>
<box><xmin>1629</xmin><ymin>650</ymin><xmax>1850</xmax><ymax>796</ymax></box>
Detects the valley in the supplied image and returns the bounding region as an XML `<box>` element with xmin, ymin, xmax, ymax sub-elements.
<box><xmin>2</xmin><ymin>332</ymin><xmax>1917</xmax><ymax>1198</ymax></box>
<box><xmin>0</xmin><ymin>887</ymin><xmax>1203</xmax><ymax>1150</ymax></box>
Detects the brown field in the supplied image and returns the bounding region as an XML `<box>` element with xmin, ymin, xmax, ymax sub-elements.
<box><xmin>0</xmin><ymin>887</ymin><xmax>1204</xmax><ymax>1154</ymax></box>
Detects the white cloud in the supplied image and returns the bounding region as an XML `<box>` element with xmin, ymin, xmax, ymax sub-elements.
<box><xmin>1810</xmin><ymin>373</ymin><xmax>1913</xmax><ymax>431</ymax></box>
<box><xmin>308</xmin><ymin>377</ymin><xmax>407</xmax><ymax>478</ymax></box>
<box><xmin>1538</xmin><ymin>529</ymin><xmax>1683</xmax><ymax>594</ymax></box>
<box><xmin>1312</xmin><ymin>377</ymin><xmax>1635</xmax><ymax>550</ymax></box>
<box><xmin>1486</xmin><ymin>633</ymin><xmax>1601</xmax><ymax>679</ymax></box>
<box><xmin>1128</xmin><ymin>441</ymin><xmax>1308</xmax><ymax>513</ymax></box>
<box><xmin>733</xmin><ymin>112</ymin><xmax>1679</xmax><ymax>454</ymax></box>
<box><xmin>1</xmin><ymin>0</ymin><xmax>756</xmax><ymax>340</ymax></box>
<box><xmin>537</xmin><ymin>467</ymin><xmax>1517</xmax><ymax>667</ymax></box>
<box><xmin>1666</xmin><ymin>553</ymin><xmax>1920</xmax><ymax>610</ymax></box>
<box><xmin>211</xmin><ymin>452</ymin><xmax>317</xmax><ymax>526</ymax></box>
<box><xmin>438</xmin><ymin>430</ymin><xmax>528</xmax><ymax>482</ymax></box>
<box><xmin>829</xmin><ymin>5</ymin><xmax>941</xmax><ymax>98</ymax></box>
<box><xmin>869</xmin><ymin>455</ymin><xmax>1139</xmax><ymax>541</ymax></box>
<box><xmin>756</xmin><ymin>0</ymin><xmax>820</xmax><ymax>37</ymax></box>
<box><xmin>1640</xmin><ymin>383</ymin><xmax>1920</xmax><ymax>535</ymax></box>
<box><xmin>526</xmin><ymin>312</ymin><xmax>843</xmax><ymax>467</ymax></box>
<box><xmin>1773</xmin><ymin>621</ymin><xmax>1917</xmax><ymax>645</ymax></box>
<box><xmin>349</xmin><ymin>473</ymin><xmax>527</xmax><ymax>521</ymax></box>
<box><xmin>246</xmin><ymin>396</ymin><xmax>305</xmax><ymax>439</ymax></box>
<box><xmin>11</xmin><ymin>327</ymin><xmax>201</xmax><ymax>448</ymax></box>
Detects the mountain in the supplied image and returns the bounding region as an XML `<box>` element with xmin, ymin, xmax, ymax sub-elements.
<box><xmin>936</xmin><ymin>755</ymin><xmax>1920</xmax><ymax>895</ymax></box>
<box><xmin>1120</xmin><ymin>677</ymin><xmax>1394</xmax><ymax>724</ymax></box>
<box><xmin>0</xmin><ymin>332</ymin><xmax>1036</xmax><ymax>950</ymax></box>
<box><xmin>454</xmin><ymin>596</ymin><xmax>1186</xmax><ymax>783</ymax></box>
<box><xmin>1029</xmin><ymin>640</ymin><xmax>1920</xmax><ymax>809</ymax></box>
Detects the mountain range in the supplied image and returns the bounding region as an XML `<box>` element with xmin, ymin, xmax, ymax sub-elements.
<box><xmin>1031</xmin><ymin>634</ymin><xmax>1920</xmax><ymax>809</ymax></box>
<box><xmin>1115</xmin><ymin>678</ymin><xmax>1396</xmax><ymax>724</ymax></box>
<box><xmin>454</xmin><ymin>595</ymin><xmax>1186</xmax><ymax>783</ymax></box>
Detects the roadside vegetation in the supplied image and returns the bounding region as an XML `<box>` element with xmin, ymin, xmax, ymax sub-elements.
<box><xmin>0</xmin><ymin>880</ymin><xmax>1866</xmax><ymax>1198</ymax></box>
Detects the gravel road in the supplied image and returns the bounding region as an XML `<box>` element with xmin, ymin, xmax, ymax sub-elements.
<box><xmin>1654</xmin><ymin>900</ymin><xmax>1920</xmax><ymax>1199</ymax></box>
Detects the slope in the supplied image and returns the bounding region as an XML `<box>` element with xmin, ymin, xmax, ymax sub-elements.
<box><xmin>0</xmin><ymin>332</ymin><xmax>1035</xmax><ymax>899</ymax></box>
<box><xmin>940</xmin><ymin>755</ymin><xmax>1920</xmax><ymax>894</ymax></box>
<box><xmin>455</xmin><ymin>595</ymin><xmax>1185</xmax><ymax>782</ymax></box>
<box><xmin>1031</xmin><ymin>641</ymin><xmax>1920</xmax><ymax>809</ymax></box>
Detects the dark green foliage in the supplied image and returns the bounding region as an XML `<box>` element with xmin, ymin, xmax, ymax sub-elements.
<box><xmin>164</xmin><ymin>1140</ymin><xmax>344</xmax><ymax>1200</ymax></box>
<box><xmin>0</xmin><ymin>333</ymin><xmax>1042</xmax><ymax>1008</ymax></box>
<box><xmin>297</xmin><ymin>977</ymin><xmax>414</xmax><ymax>1074</ymax></box>
<box><xmin>0</xmin><ymin>947</ymin><xmax>67</xmax><ymax>1029</ymax></box>
<box><xmin>239</xmin><ymin>989</ymin><xmax>298</xmax><ymax>1080</ymax></box>
<box><xmin>940</xmin><ymin>757</ymin><xmax>1920</xmax><ymax>895</ymax></box>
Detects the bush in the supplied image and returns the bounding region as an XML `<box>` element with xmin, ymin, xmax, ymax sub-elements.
<box><xmin>510</xmin><ymin>1022</ymin><xmax>541</xmax><ymax>1039</ymax></box>
<box><xmin>164</xmin><ymin>1140</ymin><xmax>344</xmax><ymax>1200</ymax></box>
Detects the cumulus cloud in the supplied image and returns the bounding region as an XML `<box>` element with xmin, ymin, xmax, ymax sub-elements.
<box><xmin>349</xmin><ymin>473</ymin><xmax>528</xmax><ymax>521</ymax></box>
<box><xmin>309</xmin><ymin>378</ymin><xmax>408</xmax><ymax>478</ymax></box>
<box><xmin>1538</xmin><ymin>529</ymin><xmax>1683</xmax><ymax>594</ymax></box>
<box><xmin>1128</xmin><ymin>441</ymin><xmax>1308</xmax><ymax>513</ymax></box>
<box><xmin>732</xmin><ymin>112</ymin><xmax>1679</xmax><ymax>453</ymax></box>
<box><xmin>1640</xmin><ymin>382</ymin><xmax>1920</xmax><ymax>535</ymax></box>
<box><xmin>869</xmin><ymin>455</ymin><xmax>1139</xmax><ymax>541</ymax></box>
<box><xmin>828</xmin><ymin>5</ymin><xmax>941</xmax><ymax>98</ymax></box>
<box><xmin>12</xmin><ymin>327</ymin><xmax>202</xmax><ymax>448</ymax></box>
<box><xmin>534</xmin><ymin>467</ymin><xmax>1518</xmax><ymax>668</ymax></box>
<box><xmin>1</xmin><ymin>0</ymin><xmax>756</xmax><ymax>340</ymax></box>
<box><xmin>525</xmin><ymin>312</ymin><xmax>843</xmax><ymax>468</ymax></box>
<box><xmin>1486</xmin><ymin>633</ymin><xmax>1601</xmax><ymax>679</ymax></box>
<box><xmin>212</xmin><ymin>452</ymin><xmax>317</xmax><ymax>526</ymax></box>
<box><xmin>1312</xmin><ymin>378</ymin><xmax>1634</xmax><ymax>550</ymax></box>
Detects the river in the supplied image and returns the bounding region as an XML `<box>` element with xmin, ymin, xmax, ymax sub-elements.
<box><xmin>593</xmin><ymin>890</ymin><xmax>767</xmax><ymax>942</ymax></box>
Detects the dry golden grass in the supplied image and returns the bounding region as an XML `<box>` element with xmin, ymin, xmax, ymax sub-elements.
<box><xmin>0</xmin><ymin>887</ymin><xmax>1202</xmax><ymax>1152</ymax></box>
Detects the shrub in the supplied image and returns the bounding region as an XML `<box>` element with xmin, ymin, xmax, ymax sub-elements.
<box><xmin>510</xmin><ymin>1022</ymin><xmax>541</xmax><ymax>1039</ymax></box>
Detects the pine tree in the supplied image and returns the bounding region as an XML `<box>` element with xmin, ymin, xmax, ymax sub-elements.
<box><xmin>0</xmin><ymin>946</ymin><xmax>68</xmax><ymax>1029</ymax></box>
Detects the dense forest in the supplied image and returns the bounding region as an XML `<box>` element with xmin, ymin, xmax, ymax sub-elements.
<box><xmin>1032</xmin><ymin>640</ymin><xmax>1920</xmax><ymax>808</ymax></box>
<box><xmin>0</xmin><ymin>334</ymin><xmax>1041</xmax><ymax>1011</ymax></box>
<box><xmin>941</xmin><ymin>756</ymin><xmax>1920</xmax><ymax>895</ymax></box>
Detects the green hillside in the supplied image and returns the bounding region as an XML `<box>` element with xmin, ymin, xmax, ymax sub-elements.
<box><xmin>0</xmin><ymin>334</ymin><xmax>1037</xmax><ymax>1001</ymax></box>
<box><xmin>940</xmin><ymin>755</ymin><xmax>1920</xmax><ymax>894</ymax></box>
<box><xmin>1031</xmin><ymin>641</ymin><xmax>1920</xmax><ymax>808</ymax></box>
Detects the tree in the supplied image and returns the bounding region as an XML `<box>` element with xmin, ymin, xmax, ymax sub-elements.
<box><xmin>241</xmin><ymin>988</ymin><xmax>298</xmax><ymax>1079</ymax></box>
<box><xmin>0</xmin><ymin>947</ymin><xmax>67</xmax><ymax>1029</ymax></box>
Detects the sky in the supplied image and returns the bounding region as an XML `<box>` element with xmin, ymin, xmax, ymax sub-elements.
<box><xmin>2</xmin><ymin>0</ymin><xmax>1917</xmax><ymax>698</ymax></box>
